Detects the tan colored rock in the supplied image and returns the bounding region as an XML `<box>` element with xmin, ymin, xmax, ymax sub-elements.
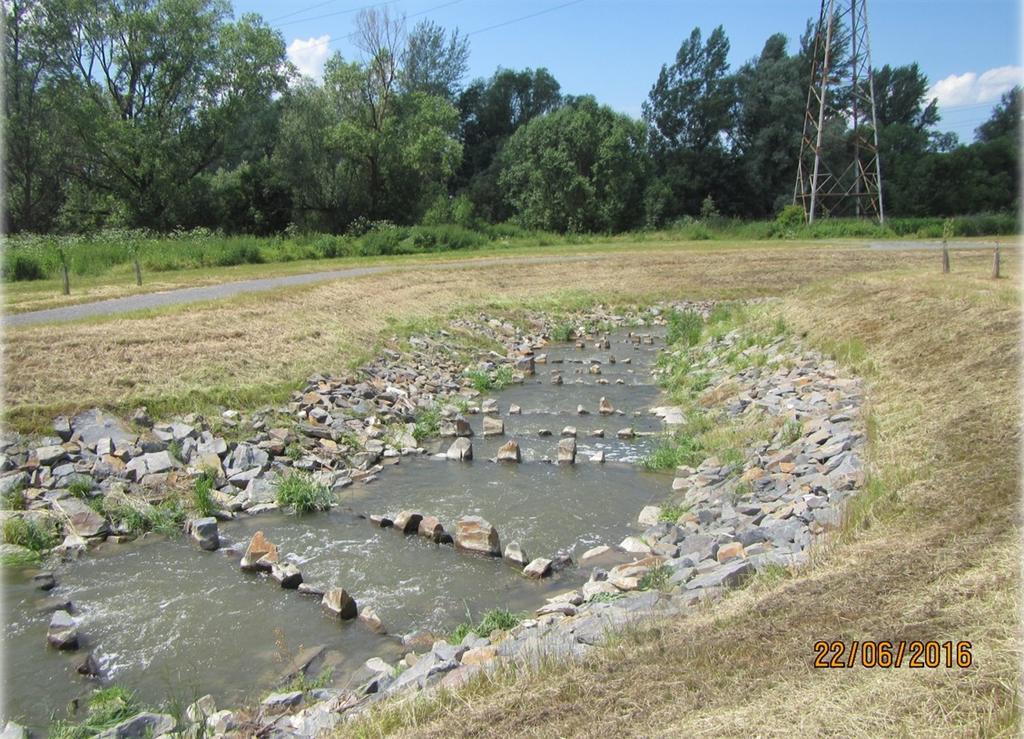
<box><xmin>523</xmin><ymin>557</ymin><xmax>552</xmax><ymax>578</ymax></box>
<box><xmin>716</xmin><ymin>542</ymin><xmax>745</xmax><ymax>563</ymax></box>
<box><xmin>637</xmin><ymin>505</ymin><xmax>662</xmax><ymax>526</ymax></box>
<box><xmin>740</xmin><ymin>466</ymin><xmax>765</xmax><ymax>482</ymax></box>
<box><xmin>454</xmin><ymin>516</ymin><xmax>501</xmax><ymax>556</ymax></box>
<box><xmin>417</xmin><ymin>515</ymin><xmax>446</xmax><ymax>543</ymax></box>
<box><xmin>240</xmin><ymin>531</ymin><xmax>274</xmax><ymax>571</ymax></box>
<box><xmin>482</xmin><ymin>416</ymin><xmax>505</xmax><ymax>437</ymax></box>
<box><xmin>496</xmin><ymin>440</ymin><xmax>521</xmax><ymax>463</ymax></box>
<box><xmin>598</xmin><ymin>397</ymin><xmax>614</xmax><ymax>415</ymax></box>
<box><xmin>358</xmin><ymin>606</ymin><xmax>387</xmax><ymax>634</ymax></box>
<box><xmin>322</xmin><ymin>588</ymin><xmax>358</xmax><ymax>619</ymax></box>
<box><xmin>393</xmin><ymin>511</ymin><xmax>423</xmax><ymax>533</ymax></box>
<box><xmin>460</xmin><ymin>645</ymin><xmax>498</xmax><ymax>666</ymax></box>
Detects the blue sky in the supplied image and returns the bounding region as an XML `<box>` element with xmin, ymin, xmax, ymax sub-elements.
<box><xmin>235</xmin><ymin>0</ymin><xmax>1022</xmax><ymax>144</ymax></box>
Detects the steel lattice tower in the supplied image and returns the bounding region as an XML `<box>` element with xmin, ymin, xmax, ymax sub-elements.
<box><xmin>794</xmin><ymin>0</ymin><xmax>884</xmax><ymax>223</ymax></box>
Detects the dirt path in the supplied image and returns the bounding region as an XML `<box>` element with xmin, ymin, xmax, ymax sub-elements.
<box><xmin>2</xmin><ymin>254</ymin><xmax>599</xmax><ymax>328</ymax></box>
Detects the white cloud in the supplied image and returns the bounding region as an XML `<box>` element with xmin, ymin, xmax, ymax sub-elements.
<box><xmin>287</xmin><ymin>35</ymin><xmax>331</xmax><ymax>81</ymax></box>
<box><xmin>929</xmin><ymin>65</ymin><xmax>1024</xmax><ymax>108</ymax></box>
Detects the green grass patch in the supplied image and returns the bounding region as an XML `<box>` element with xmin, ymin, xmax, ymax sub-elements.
<box><xmin>638</xmin><ymin>563</ymin><xmax>673</xmax><ymax>592</ymax></box>
<box><xmin>413</xmin><ymin>405</ymin><xmax>442</xmax><ymax>442</ymax></box>
<box><xmin>192</xmin><ymin>470</ymin><xmax>217</xmax><ymax>517</ymax></box>
<box><xmin>450</xmin><ymin>608</ymin><xmax>522</xmax><ymax>643</ymax></box>
<box><xmin>49</xmin><ymin>686</ymin><xmax>143</xmax><ymax>739</ymax></box>
<box><xmin>275</xmin><ymin>471</ymin><xmax>332</xmax><ymax>514</ymax></box>
<box><xmin>658</xmin><ymin>503</ymin><xmax>691</xmax><ymax>523</ymax></box>
<box><xmin>1</xmin><ymin>482</ymin><xmax>26</xmax><ymax>510</ymax></box>
<box><xmin>67</xmin><ymin>479</ymin><xmax>94</xmax><ymax>498</ymax></box>
<box><xmin>2</xmin><ymin>516</ymin><xmax>57</xmax><ymax>552</ymax></box>
<box><xmin>666</xmin><ymin>309</ymin><xmax>703</xmax><ymax>346</ymax></box>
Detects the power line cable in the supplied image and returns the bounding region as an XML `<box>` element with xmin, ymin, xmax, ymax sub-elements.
<box><xmin>276</xmin><ymin>0</ymin><xmax>402</xmax><ymax>29</ymax></box>
<box><xmin>287</xmin><ymin>0</ymin><xmax>463</xmax><ymax>53</ymax></box>
<box><xmin>466</xmin><ymin>0</ymin><xmax>586</xmax><ymax>36</ymax></box>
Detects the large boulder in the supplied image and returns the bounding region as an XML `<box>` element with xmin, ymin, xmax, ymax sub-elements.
<box><xmin>445</xmin><ymin>438</ymin><xmax>473</xmax><ymax>461</ymax></box>
<box><xmin>322</xmin><ymin>588</ymin><xmax>358</xmax><ymax>619</ymax></box>
<box><xmin>439</xmin><ymin>417</ymin><xmax>473</xmax><ymax>438</ymax></box>
<box><xmin>393</xmin><ymin>511</ymin><xmax>423</xmax><ymax>534</ymax></box>
<box><xmin>47</xmin><ymin>610</ymin><xmax>79</xmax><ymax>650</ymax></box>
<box><xmin>523</xmin><ymin>558</ymin><xmax>552</xmax><ymax>579</ymax></box>
<box><xmin>271</xmin><ymin>563</ymin><xmax>303</xmax><ymax>589</ymax></box>
<box><xmin>417</xmin><ymin>515</ymin><xmax>448</xmax><ymax>543</ymax></box>
<box><xmin>239</xmin><ymin>531</ymin><xmax>276</xmax><ymax>571</ymax></box>
<box><xmin>72</xmin><ymin>409</ymin><xmax>137</xmax><ymax>448</ymax></box>
<box><xmin>598</xmin><ymin>397</ymin><xmax>614</xmax><ymax>415</ymax></box>
<box><xmin>454</xmin><ymin>516</ymin><xmax>501</xmax><ymax>556</ymax></box>
<box><xmin>96</xmin><ymin>712</ymin><xmax>176</xmax><ymax>738</ymax></box>
<box><xmin>189</xmin><ymin>518</ymin><xmax>219</xmax><ymax>551</ymax></box>
<box><xmin>482</xmin><ymin>416</ymin><xmax>505</xmax><ymax>437</ymax></box>
<box><xmin>496</xmin><ymin>440</ymin><xmax>521</xmax><ymax>463</ymax></box>
<box><xmin>557</xmin><ymin>438</ymin><xmax>576</xmax><ymax>465</ymax></box>
<box><xmin>53</xmin><ymin>498</ymin><xmax>108</xmax><ymax>539</ymax></box>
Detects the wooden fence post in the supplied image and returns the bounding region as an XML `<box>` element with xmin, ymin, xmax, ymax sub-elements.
<box><xmin>992</xmin><ymin>241</ymin><xmax>1001</xmax><ymax>279</ymax></box>
<box><xmin>942</xmin><ymin>241</ymin><xmax>950</xmax><ymax>274</ymax></box>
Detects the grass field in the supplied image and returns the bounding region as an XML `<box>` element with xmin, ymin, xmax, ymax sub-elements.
<box><xmin>2</xmin><ymin>238</ymin><xmax>1020</xmax><ymax>735</ymax></box>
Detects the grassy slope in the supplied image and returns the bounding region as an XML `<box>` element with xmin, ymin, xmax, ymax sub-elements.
<box><xmin>341</xmin><ymin>262</ymin><xmax>1020</xmax><ymax>736</ymax></box>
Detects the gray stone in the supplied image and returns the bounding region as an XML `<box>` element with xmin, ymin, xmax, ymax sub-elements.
<box><xmin>47</xmin><ymin>610</ymin><xmax>79</xmax><ymax>650</ymax></box>
<box><xmin>503</xmin><ymin>541</ymin><xmax>528</xmax><ymax>567</ymax></box>
<box><xmin>271</xmin><ymin>563</ymin><xmax>303</xmax><ymax>589</ymax></box>
<box><xmin>557</xmin><ymin>437</ymin><xmax>577</xmax><ymax>464</ymax></box>
<box><xmin>53</xmin><ymin>497</ymin><xmax>108</xmax><ymax>538</ymax></box>
<box><xmin>261</xmin><ymin>691</ymin><xmax>304</xmax><ymax>712</ymax></box>
<box><xmin>189</xmin><ymin>517</ymin><xmax>219</xmax><ymax>551</ymax></box>
<box><xmin>685</xmin><ymin>559</ymin><xmax>755</xmax><ymax>591</ymax></box>
<box><xmin>445</xmin><ymin>437</ymin><xmax>473</xmax><ymax>461</ymax></box>
<box><xmin>35</xmin><ymin>445</ymin><xmax>67</xmax><ymax>466</ymax></box>
<box><xmin>637</xmin><ymin>505</ymin><xmax>662</xmax><ymax>526</ymax></box>
<box><xmin>73</xmin><ymin>409</ymin><xmax>137</xmax><ymax>448</ymax></box>
<box><xmin>96</xmin><ymin>712</ymin><xmax>176</xmax><ymax>738</ymax></box>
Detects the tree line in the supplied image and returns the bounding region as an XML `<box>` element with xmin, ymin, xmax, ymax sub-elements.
<box><xmin>4</xmin><ymin>0</ymin><xmax>1019</xmax><ymax>236</ymax></box>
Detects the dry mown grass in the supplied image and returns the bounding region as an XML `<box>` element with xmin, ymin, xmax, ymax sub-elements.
<box><xmin>341</xmin><ymin>258</ymin><xmax>1021</xmax><ymax>737</ymax></box>
<box><xmin>4</xmin><ymin>245</ymin><xmax>952</xmax><ymax>431</ymax></box>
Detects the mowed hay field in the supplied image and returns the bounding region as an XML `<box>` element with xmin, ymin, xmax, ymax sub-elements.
<box><xmin>3</xmin><ymin>242</ymin><xmax>1021</xmax><ymax>735</ymax></box>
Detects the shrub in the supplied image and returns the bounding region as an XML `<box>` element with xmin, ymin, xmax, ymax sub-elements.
<box><xmin>275</xmin><ymin>471</ymin><xmax>332</xmax><ymax>513</ymax></box>
<box><xmin>213</xmin><ymin>242</ymin><xmax>264</xmax><ymax>267</ymax></box>
<box><xmin>642</xmin><ymin>433</ymin><xmax>704</xmax><ymax>470</ymax></box>
<box><xmin>2</xmin><ymin>516</ymin><xmax>57</xmax><ymax>552</ymax></box>
<box><xmin>4</xmin><ymin>253</ymin><xmax>47</xmax><ymax>281</ymax></box>
<box><xmin>465</xmin><ymin>369</ymin><xmax>493</xmax><ymax>392</ymax></box>
<box><xmin>775</xmin><ymin>204</ymin><xmax>806</xmax><ymax>230</ymax></box>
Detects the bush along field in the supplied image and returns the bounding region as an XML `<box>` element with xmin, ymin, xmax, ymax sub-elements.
<box><xmin>1</xmin><ymin>211</ymin><xmax>1016</xmax><ymax>286</ymax></box>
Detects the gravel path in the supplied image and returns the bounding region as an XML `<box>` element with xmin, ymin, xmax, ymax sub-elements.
<box><xmin>3</xmin><ymin>254</ymin><xmax>600</xmax><ymax>328</ymax></box>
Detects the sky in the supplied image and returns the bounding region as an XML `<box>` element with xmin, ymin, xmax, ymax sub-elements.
<box><xmin>234</xmin><ymin>0</ymin><xmax>1022</xmax><ymax>145</ymax></box>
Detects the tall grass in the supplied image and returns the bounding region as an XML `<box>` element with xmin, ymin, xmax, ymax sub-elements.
<box><xmin>4</xmin><ymin>212</ymin><xmax>1015</xmax><ymax>283</ymax></box>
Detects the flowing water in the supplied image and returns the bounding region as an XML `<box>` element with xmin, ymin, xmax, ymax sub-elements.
<box><xmin>2</xmin><ymin>328</ymin><xmax>672</xmax><ymax>729</ymax></box>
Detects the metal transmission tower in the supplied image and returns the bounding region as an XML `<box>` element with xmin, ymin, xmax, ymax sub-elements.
<box><xmin>794</xmin><ymin>0</ymin><xmax>885</xmax><ymax>223</ymax></box>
